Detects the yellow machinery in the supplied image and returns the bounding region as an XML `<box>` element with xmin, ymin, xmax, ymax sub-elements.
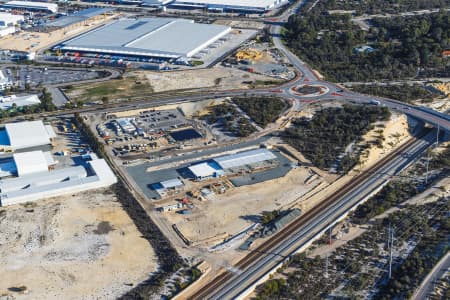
<box><xmin>235</xmin><ymin>48</ymin><xmax>263</xmax><ymax>61</ymax></box>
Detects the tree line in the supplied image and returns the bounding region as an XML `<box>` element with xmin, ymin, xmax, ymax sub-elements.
<box><xmin>284</xmin><ymin>10</ymin><xmax>450</xmax><ymax>82</ymax></box>
<box><xmin>232</xmin><ymin>96</ymin><xmax>287</xmax><ymax>128</ymax></box>
<box><xmin>283</xmin><ymin>105</ymin><xmax>391</xmax><ymax>173</ymax></box>
<box><xmin>311</xmin><ymin>0</ymin><xmax>450</xmax><ymax>16</ymax></box>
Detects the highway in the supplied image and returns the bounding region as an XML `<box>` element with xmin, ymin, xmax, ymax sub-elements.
<box><xmin>186</xmin><ymin>1</ymin><xmax>450</xmax><ymax>298</ymax></box>
<box><xmin>12</xmin><ymin>2</ymin><xmax>449</xmax><ymax>297</ymax></box>
<box><xmin>192</xmin><ymin>128</ymin><xmax>436</xmax><ymax>300</ymax></box>
<box><xmin>412</xmin><ymin>252</ymin><xmax>450</xmax><ymax>300</ymax></box>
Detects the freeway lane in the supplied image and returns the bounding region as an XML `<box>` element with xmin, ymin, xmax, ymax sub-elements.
<box><xmin>200</xmin><ymin>129</ymin><xmax>436</xmax><ymax>300</ymax></box>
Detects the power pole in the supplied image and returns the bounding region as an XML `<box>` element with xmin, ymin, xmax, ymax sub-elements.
<box><xmin>329</xmin><ymin>227</ymin><xmax>332</xmax><ymax>245</ymax></box>
<box><xmin>389</xmin><ymin>227</ymin><xmax>394</xmax><ymax>279</ymax></box>
<box><xmin>425</xmin><ymin>150</ymin><xmax>430</xmax><ymax>185</ymax></box>
<box><xmin>436</xmin><ymin>124</ymin><xmax>440</xmax><ymax>147</ymax></box>
<box><xmin>324</xmin><ymin>253</ymin><xmax>329</xmax><ymax>279</ymax></box>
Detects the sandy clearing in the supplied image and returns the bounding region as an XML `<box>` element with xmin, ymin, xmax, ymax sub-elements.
<box><xmin>167</xmin><ymin>167</ymin><xmax>319</xmax><ymax>243</ymax></box>
<box><xmin>0</xmin><ymin>188</ymin><xmax>157</xmax><ymax>300</ymax></box>
<box><xmin>141</xmin><ymin>66</ymin><xmax>282</xmax><ymax>93</ymax></box>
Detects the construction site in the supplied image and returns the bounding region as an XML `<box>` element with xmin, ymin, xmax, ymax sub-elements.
<box><xmin>81</xmin><ymin>94</ymin><xmax>413</xmax><ymax>268</ymax></box>
<box><xmin>222</xmin><ymin>40</ymin><xmax>296</xmax><ymax>80</ymax></box>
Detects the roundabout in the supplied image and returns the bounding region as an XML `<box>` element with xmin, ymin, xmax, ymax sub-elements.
<box><xmin>289</xmin><ymin>84</ymin><xmax>330</xmax><ymax>97</ymax></box>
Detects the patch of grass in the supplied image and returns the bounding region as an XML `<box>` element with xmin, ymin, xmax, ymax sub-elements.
<box><xmin>190</xmin><ymin>60</ymin><xmax>204</xmax><ymax>66</ymax></box>
<box><xmin>66</xmin><ymin>76</ymin><xmax>153</xmax><ymax>102</ymax></box>
<box><xmin>86</xmin><ymin>85</ymin><xmax>120</xmax><ymax>97</ymax></box>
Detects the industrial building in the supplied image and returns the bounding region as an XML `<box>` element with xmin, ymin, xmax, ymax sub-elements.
<box><xmin>0</xmin><ymin>157</ymin><xmax>117</xmax><ymax>206</ymax></box>
<box><xmin>188</xmin><ymin>162</ymin><xmax>224</xmax><ymax>180</ymax></box>
<box><xmin>1</xmin><ymin>1</ymin><xmax>58</xmax><ymax>13</ymax></box>
<box><xmin>0</xmin><ymin>150</ymin><xmax>55</xmax><ymax>177</ymax></box>
<box><xmin>169</xmin><ymin>0</ymin><xmax>288</xmax><ymax>13</ymax></box>
<box><xmin>0</xmin><ymin>12</ymin><xmax>24</xmax><ymax>27</ymax></box>
<box><xmin>213</xmin><ymin>148</ymin><xmax>277</xmax><ymax>170</ymax></box>
<box><xmin>0</xmin><ymin>70</ymin><xmax>12</xmax><ymax>90</ymax></box>
<box><xmin>187</xmin><ymin>148</ymin><xmax>277</xmax><ymax>180</ymax></box>
<box><xmin>0</xmin><ymin>94</ymin><xmax>40</xmax><ymax>109</ymax></box>
<box><xmin>43</xmin><ymin>7</ymin><xmax>113</xmax><ymax>31</ymax></box>
<box><xmin>141</xmin><ymin>0</ymin><xmax>174</xmax><ymax>6</ymax></box>
<box><xmin>152</xmin><ymin>178</ymin><xmax>184</xmax><ymax>197</ymax></box>
<box><xmin>0</xmin><ymin>120</ymin><xmax>56</xmax><ymax>151</ymax></box>
<box><xmin>57</xmin><ymin>17</ymin><xmax>231</xmax><ymax>59</ymax></box>
<box><xmin>117</xmin><ymin>118</ymin><xmax>136</xmax><ymax>133</ymax></box>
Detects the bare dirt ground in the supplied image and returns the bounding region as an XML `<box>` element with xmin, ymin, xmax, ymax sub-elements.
<box><xmin>357</xmin><ymin>112</ymin><xmax>411</xmax><ymax>170</ymax></box>
<box><xmin>142</xmin><ymin>66</ymin><xmax>282</xmax><ymax>93</ymax></box>
<box><xmin>0</xmin><ymin>14</ymin><xmax>118</xmax><ymax>52</ymax></box>
<box><xmin>166</xmin><ymin>167</ymin><xmax>320</xmax><ymax>244</ymax></box>
<box><xmin>0</xmin><ymin>188</ymin><xmax>157</xmax><ymax>300</ymax></box>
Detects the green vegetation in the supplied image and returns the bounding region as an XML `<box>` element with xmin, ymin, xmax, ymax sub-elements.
<box><xmin>283</xmin><ymin>105</ymin><xmax>391</xmax><ymax>173</ymax></box>
<box><xmin>85</xmin><ymin>85</ymin><xmax>120</xmax><ymax>98</ymax></box>
<box><xmin>352</xmin><ymin>180</ymin><xmax>419</xmax><ymax>224</ymax></box>
<box><xmin>284</xmin><ymin>11</ymin><xmax>450</xmax><ymax>82</ymax></box>
<box><xmin>190</xmin><ymin>60</ymin><xmax>204</xmax><ymax>66</ymax></box>
<box><xmin>255</xmin><ymin>278</ymin><xmax>286</xmax><ymax>300</ymax></box>
<box><xmin>65</xmin><ymin>76</ymin><xmax>153</xmax><ymax>102</ymax></box>
<box><xmin>310</xmin><ymin>0</ymin><xmax>450</xmax><ymax>15</ymax></box>
<box><xmin>261</xmin><ymin>210</ymin><xmax>280</xmax><ymax>225</ymax></box>
<box><xmin>255</xmin><ymin>199</ymin><xmax>450</xmax><ymax>299</ymax></box>
<box><xmin>0</xmin><ymin>87</ymin><xmax>56</xmax><ymax>120</ymax></box>
<box><xmin>430</xmin><ymin>144</ymin><xmax>450</xmax><ymax>169</ymax></box>
<box><xmin>232</xmin><ymin>96</ymin><xmax>286</xmax><ymax>127</ymax></box>
<box><xmin>202</xmin><ymin>103</ymin><xmax>257</xmax><ymax>137</ymax></box>
<box><xmin>376</xmin><ymin>212</ymin><xmax>449</xmax><ymax>299</ymax></box>
<box><xmin>350</xmin><ymin>84</ymin><xmax>436</xmax><ymax>103</ymax></box>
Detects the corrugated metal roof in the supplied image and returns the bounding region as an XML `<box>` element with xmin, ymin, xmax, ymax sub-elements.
<box><xmin>214</xmin><ymin>148</ymin><xmax>277</xmax><ymax>169</ymax></box>
<box><xmin>0</xmin><ymin>165</ymin><xmax>87</xmax><ymax>193</ymax></box>
<box><xmin>5</xmin><ymin>120</ymin><xmax>52</xmax><ymax>149</ymax></box>
<box><xmin>3</xmin><ymin>1</ymin><xmax>58</xmax><ymax>12</ymax></box>
<box><xmin>61</xmin><ymin>17</ymin><xmax>230</xmax><ymax>58</ymax></box>
<box><xmin>45</xmin><ymin>8</ymin><xmax>113</xmax><ymax>28</ymax></box>
<box><xmin>171</xmin><ymin>0</ymin><xmax>279</xmax><ymax>9</ymax></box>
<box><xmin>161</xmin><ymin>178</ymin><xmax>183</xmax><ymax>188</ymax></box>
<box><xmin>13</xmin><ymin>150</ymin><xmax>49</xmax><ymax>176</ymax></box>
<box><xmin>0</xmin><ymin>94</ymin><xmax>40</xmax><ymax>110</ymax></box>
<box><xmin>88</xmin><ymin>159</ymin><xmax>117</xmax><ymax>185</ymax></box>
<box><xmin>188</xmin><ymin>162</ymin><xmax>217</xmax><ymax>178</ymax></box>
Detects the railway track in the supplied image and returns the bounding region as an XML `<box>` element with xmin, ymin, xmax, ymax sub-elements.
<box><xmin>191</xmin><ymin>128</ymin><xmax>430</xmax><ymax>299</ymax></box>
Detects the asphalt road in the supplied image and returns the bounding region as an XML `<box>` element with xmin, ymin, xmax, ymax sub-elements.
<box><xmin>412</xmin><ymin>252</ymin><xmax>450</xmax><ymax>300</ymax></box>
<box><xmin>206</xmin><ymin>130</ymin><xmax>436</xmax><ymax>300</ymax></box>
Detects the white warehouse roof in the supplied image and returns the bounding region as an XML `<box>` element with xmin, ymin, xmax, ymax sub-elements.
<box><xmin>161</xmin><ymin>178</ymin><xmax>183</xmax><ymax>188</ymax></box>
<box><xmin>60</xmin><ymin>17</ymin><xmax>231</xmax><ymax>58</ymax></box>
<box><xmin>214</xmin><ymin>148</ymin><xmax>277</xmax><ymax>169</ymax></box>
<box><xmin>0</xmin><ymin>94</ymin><xmax>40</xmax><ymax>110</ymax></box>
<box><xmin>170</xmin><ymin>0</ymin><xmax>287</xmax><ymax>11</ymax></box>
<box><xmin>13</xmin><ymin>150</ymin><xmax>49</xmax><ymax>176</ymax></box>
<box><xmin>0</xmin><ymin>158</ymin><xmax>117</xmax><ymax>206</ymax></box>
<box><xmin>0</xmin><ymin>12</ymin><xmax>24</xmax><ymax>27</ymax></box>
<box><xmin>2</xmin><ymin>120</ymin><xmax>55</xmax><ymax>150</ymax></box>
<box><xmin>3</xmin><ymin>1</ymin><xmax>58</xmax><ymax>13</ymax></box>
<box><xmin>188</xmin><ymin>162</ymin><xmax>217</xmax><ymax>178</ymax></box>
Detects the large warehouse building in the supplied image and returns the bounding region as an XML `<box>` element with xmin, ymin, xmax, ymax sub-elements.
<box><xmin>169</xmin><ymin>0</ymin><xmax>289</xmax><ymax>13</ymax></box>
<box><xmin>0</xmin><ymin>156</ymin><xmax>117</xmax><ymax>206</ymax></box>
<box><xmin>57</xmin><ymin>17</ymin><xmax>231</xmax><ymax>59</ymax></box>
<box><xmin>1</xmin><ymin>1</ymin><xmax>58</xmax><ymax>13</ymax></box>
<box><xmin>0</xmin><ymin>120</ymin><xmax>56</xmax><ymax>151</ymax></box>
